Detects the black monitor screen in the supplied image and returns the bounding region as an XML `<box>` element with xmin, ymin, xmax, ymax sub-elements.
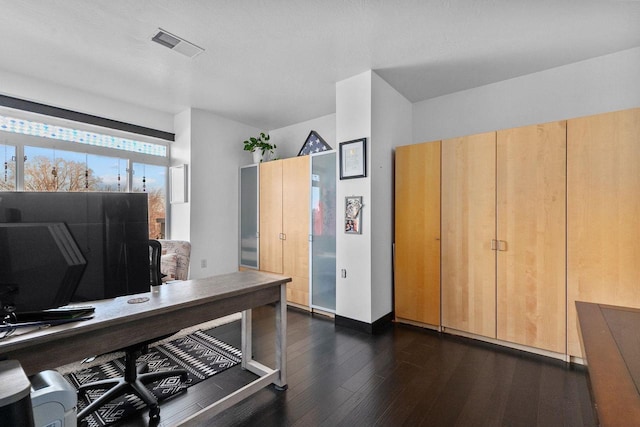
<box><xmin>0</xmin><ymin>192</ymin><xmax>150</xmax><ymax>312</ymax></box>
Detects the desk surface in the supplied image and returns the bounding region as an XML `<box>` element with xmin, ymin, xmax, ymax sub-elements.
<box><xmin>576</xmin><ymin>302</ymin><xmax>640</xmax><ymax>427</ymax></box>
<box><xmin>0</xmin><ymin>270</ymin><xmax>291</xmax><ymax>375</ymax></box>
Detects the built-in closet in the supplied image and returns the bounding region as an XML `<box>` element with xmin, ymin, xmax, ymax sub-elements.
<box><xmin>259</xmin><ymin>156</ymin><xmax>310</xmax><ymax>307</ymax></box>
<box><xmin>395</xmin><ymin>107</ymin><xmax>640</xmax><ymax>359</ymax></box>
<box><xmin>239</xmin><ymin>152</ymin><xmax>337</xmax><ymax>312</ymax></box>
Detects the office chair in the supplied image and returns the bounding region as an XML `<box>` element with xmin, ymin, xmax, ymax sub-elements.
<box><xmin>76</xmin><ymin>240</ymin><xmax>188</xmax><ymax>422</ymax></box>
<box><xmin>149</xmin><ymin>239</ymin><xmax>164</xmax><ymax>286</ymax></box>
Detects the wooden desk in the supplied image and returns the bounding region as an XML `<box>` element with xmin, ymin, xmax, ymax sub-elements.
<box><xmin>576</xmin><ymin>302</ymin><xmax>640</xmax><ymax>427</ymax></box>
<box><xmin>0</xmin><ymin>270</ymin><xmax>291</xmax><ymax>426</ymax></box>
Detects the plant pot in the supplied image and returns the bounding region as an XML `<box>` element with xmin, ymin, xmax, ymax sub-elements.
<box><xmin>252</xmin><ymin>150</ymin><xmax>263</xmax><ymax>163</ymax></box>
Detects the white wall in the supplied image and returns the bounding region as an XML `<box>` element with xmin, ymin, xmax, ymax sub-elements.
<box><xmin>336</xmin><ymin>71</ymin><xmax>373</xmax><ymax>323</ymax></box>
<box><xmin>334</xmin><ymin>71</ymin><xmax>412</xmax><ymax>325</ymax></box>
<box><xmin>0</xmin><ymin>69</ymin><xmax>173</xmax><ymax>133</ymax></box>
<box><xmin>169</xmin><ymin>109</ymin><xmax>192</xmax><ymax>241</ymax></box>
<box><xmin>268</xmin><ymin>113</ymin><xmax>336</xmax><ymax>159</ymax></box>
<box><xmin>413</xmin><ymin>47</ymin><xmax>640</xmax><ymax>143</ymax></box>
<box><xmin>187</xmin><ymin>108</ymin><xmax>260</xmax><ymax>279</ymax></box>
<box><xmin>370</xmin><ymin>73</ymin><xmax>412</xmax><ymax>322</ymax></box>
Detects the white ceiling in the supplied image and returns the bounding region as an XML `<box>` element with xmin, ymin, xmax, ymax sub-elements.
<box><xmin>0</xmin><ymin>0</ymin><xmax>639</xmax><ymax>131</ymax></box>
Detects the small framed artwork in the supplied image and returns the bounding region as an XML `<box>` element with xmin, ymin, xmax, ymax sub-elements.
<box><xmin>339</xmin><ymin>138</ymin><xmax>366</xmax><ymax>179</ymax></box>
<box><xmin>170</xmin><ymin>164</ymin><xmax>188</xmax><ymax>204</ymax></box>
<box><xmin>344</xmin><ymin>196</ymin><xmax>363</xmax><ymax>234</ymax></box>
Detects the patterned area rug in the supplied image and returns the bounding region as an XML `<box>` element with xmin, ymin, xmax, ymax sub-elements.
<box><xmin>64</xmin><ymin>331</ymin><xmax>242</xmax><ymax>427</ymax></box>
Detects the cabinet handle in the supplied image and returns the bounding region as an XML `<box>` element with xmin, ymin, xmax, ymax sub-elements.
<box><xmin>498</xmin><ymin>240</ymin><xmax>507</xmax><ymax>251</ymax></box>
<box><xmin>279</xmin><ymin>233</ymin><xmax>286</xmax><ymax>240</ymax></box>
<box><xmin>491</xmin><ymin>239</ymin><xmax>498</xmax><ymax>251</ymax></box>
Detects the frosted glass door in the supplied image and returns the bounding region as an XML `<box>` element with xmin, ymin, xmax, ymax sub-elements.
<box><xmin>240</xmin><ymin>165</ymin><xmax>259</xmax><ymax>268</ymax></box>
<box><xmin>311</xmin><ymin>151</ymin><xmax>336</xmax><ymax>311</ymax></box>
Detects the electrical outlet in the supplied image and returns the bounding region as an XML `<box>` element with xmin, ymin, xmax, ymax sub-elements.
<box><xmin>201</xmin><ymin>259</ymin><xmax>207</xmax><ymax>268</ymax></box>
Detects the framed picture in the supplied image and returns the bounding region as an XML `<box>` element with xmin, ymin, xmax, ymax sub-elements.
<box><xmin>339</xmin><ymin>138</ymin><xmax>366</xmax><ymax>179</ymax></box>
<box><xmin>344</xmin><ymin>196</ymin><xmax>363</xmax><ymax>234</ymax></box>
<box><xmin>170</xmin><ymin>164</ymin><xmax>188</xmax><ymax>204</ymax></box>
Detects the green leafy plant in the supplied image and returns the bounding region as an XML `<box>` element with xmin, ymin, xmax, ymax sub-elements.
<box><xmin>242</xmin><ymin>132</ymin><xmax>276</xmax><ymax>158</ymax></box>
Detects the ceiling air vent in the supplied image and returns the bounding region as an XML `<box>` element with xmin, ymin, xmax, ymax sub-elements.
<box><xmin>151</xmin><ymin>28</ymin><xmax>204</xmax><ymax>58</ymax></box>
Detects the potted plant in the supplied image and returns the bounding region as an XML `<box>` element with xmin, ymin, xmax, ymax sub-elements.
<box><xmin>242</xmin><ymin>132</ymin><xmax>277</xmax><ymax>163</ymax></box>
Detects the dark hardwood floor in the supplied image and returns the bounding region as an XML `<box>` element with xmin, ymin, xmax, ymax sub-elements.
<box><xmin>117</xmin><ymin>306</ymin><xmax>597</xmax><ymax>427</ymax></box>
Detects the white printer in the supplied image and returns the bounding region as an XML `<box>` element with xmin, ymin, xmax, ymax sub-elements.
<box><xmin>30</xmin><ymin>370</ymin><xmax>77</xmax><ymax>427</ymax></box>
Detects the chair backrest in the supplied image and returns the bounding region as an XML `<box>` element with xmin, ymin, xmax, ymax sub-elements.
<box><xmin>157</xmin><ymin>240</ymin><xmax>191</xmax><ymax>281</ymax></box>
<box><xmin>149</xmin><ymin>239</ymin><xmax>163</xmax><ymax>286</ymax></box>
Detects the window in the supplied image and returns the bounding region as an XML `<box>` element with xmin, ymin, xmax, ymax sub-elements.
<box><xmin>0</xmin><ymin>143</ymin><xmax>16</xmax><ymax>191</ymax></box>
<box><xmin>0</xmin><ymin>111</ymin><xmax>169</xmax><ymax>238</ymax></box>
<box><xmin>0</xmin><ymin>114</ymin><xmax>167</xmax><ymax>157</ymax></box>
<box><xmin>133</xmin><ymin>163</ymin><xmax>167</xmax><ymax>239</ymax></box>
<box><xmin>23</xmin><ymin>146</ymin><xmax>130</xmax><ymax>192</ymax></box>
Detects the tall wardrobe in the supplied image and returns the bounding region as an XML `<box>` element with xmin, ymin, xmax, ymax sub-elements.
<box><xmin>259</xmin><ymin>156</ymin><xmax>310</xmax><ymax>307</ymax></box>
<box><xmin>239</xmin><ymin>152</ymin><xmax>337</xmax><ymax>312</ymax></box>
<box><xmin>394</xmin><ymin>107</ymin><xmax>640</xmax><ymax>359</ymax></box>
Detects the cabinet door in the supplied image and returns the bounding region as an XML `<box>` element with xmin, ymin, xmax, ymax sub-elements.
<box><xmin>282</xmin><ymin>156</ymin><xmax>310</xmax><ymax>306</ymax></box>
<box><xmin>496</xmin><ymin>121</ymin><xmax>566</xmax><ymax>353</ymax></box>
<box><xmin>567</xmin><ymin>108</ymin><xmax>640</xmax><ymax>357</ymax></box>
<box><xmin>394</xmin><ymin>141</ymin><xmax>441</xmax><ymax>326</ymax></box>
<box><xmin>259</xmin><ymin>160</ymin><xmax>283</xmax><ymax>274</ymax></box>
<box><xmin>441</xmin><ymin>132</ymin><xmax>496</xmax><ymax>338</ymax></box>
<box><xmin>239</xmin><ymin>165</ymin><xmax>259</xmax><ymax>268</ymax></box>
<box><xmin>311</xmin><ymin>152</ymin><xmax>337</xmax><ymax>312</ymax></box>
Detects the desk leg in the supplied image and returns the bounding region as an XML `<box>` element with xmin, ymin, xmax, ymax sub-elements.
<box><xmin>240</xmin><ymin>291</ymin><xmax>285</xmax><ymax>389</ymax></box>
<box><xmin>171</xmin><ymin>283</ymin><xmax>289</xmax><ymax>426</ymax></box>
<box><xmin>275</xmin><ymin>283</ymin><xmax>287</xmax><ymax>390</ymax></box>
<box><xmin>241</xmin><ymin>309</ymin><xmax>252</xmax><ymax>371</ymax></box>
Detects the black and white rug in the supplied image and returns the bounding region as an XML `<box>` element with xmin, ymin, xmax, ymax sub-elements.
<box><xmin>64</xmin><ymin>331</ymin><xmax>242</xmax><ymax>427</ymax></box>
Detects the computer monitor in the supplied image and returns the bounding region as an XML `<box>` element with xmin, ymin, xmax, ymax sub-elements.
<box><xmin>0</xmin><ymin>192</ymin><xmax>150</xmax><ymax>313</ymax></box>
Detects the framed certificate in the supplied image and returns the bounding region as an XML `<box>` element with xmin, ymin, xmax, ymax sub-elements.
<box><xmin>339</xmin><ymin>138</ymin><xmax>366</xmax><ymax>179</ymax></box>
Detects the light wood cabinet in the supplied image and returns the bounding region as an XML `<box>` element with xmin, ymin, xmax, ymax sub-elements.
<box><xmin>282</xmin><ymin>156</ymin><xmax>311</xmax><ymax>306</ymax></box>
<box><xmin>567</xmin><ymin>108</ymin><xmax>640</xmax><ymax>357</ymax></box>
<box><xmin>259</xmin><ymin>156</ymin><xmax>310</xmax><ymax>307</ymax></box>
<box><xmin>441</xmin><ymin>132</ymin><xmax>497</xmax><ymax>338</ymax></box>
<box><xmin>259</xmin><ymin>160</ymin><xmax>284</xmax><ymax>274</ymax></box>
<box><xmin>496</xmin><ymin>121</ymin><xmax>566</xmax><ymax>353</ymax></box>
<box><xmin>394</xmin><ymin>141</ymin><xmax>441</xmax><ymax>326</ymax></box>
<box><xmin>396</xmin><ymin>107</ymin><xmax>637</xmax><ymax>358</ymax></box>
<box><xmin>441</xmin><ymin>123</ymin><xmax>566</xmax><ymax>352</ymax></box>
